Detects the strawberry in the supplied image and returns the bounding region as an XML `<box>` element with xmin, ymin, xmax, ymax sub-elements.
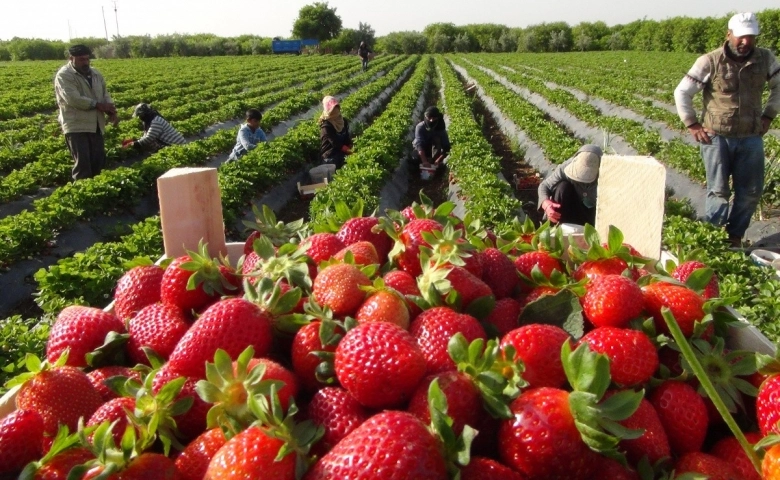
<box><xmin>29</xmin><ymin>447</ymin><xmax>94</xmax><ymax>479</ymax></box>
<box><xmin>382</xmin><ymin>269</ymin><xmax>423</xmax><ymax>319</ymax></box>
<box><xmin>335</xmin><ymin>321</ymin><xmax>426</xmax><ymax>409</ymax></box>
<box><xmin>480</xmin><ymin>247</ymin><xmax>519</xmax><ymax>299</ymax></box>
<box><xmin>483</xmin><ymin>297</ymin><xmax>521</xmax><ymax>337</ymax></box>
<box><xmin>336</xmin><ymin>216</ymin><xmax>392</xmax><ymax>264</ymax></box>
<box><xmin>305</xmin><ymin>386</ymin><xmax>370</xmax><ymax>455</ymax></box>
<box><xmin>127</xmin><ymin>302</ymin><xmax>190</xmax><ymax>365</ymax></box>
<box><xmin>756</xmin><ymin>374</ymin><xmax>780</xmax><ymax>436</ymax></box>
<box><xmin>166</xmin><ymin>297</ymin><xmax>274</xmax><ymax>379</ymax></box>
<box><xmin>649</xmin><ymin>380</ymin><xmax>708</xmax><ymax>455</ymax></box>
<box><xmin>579</xmin><ymin>327</ymin><xmax>659</xmax><ymax>387</ymax></box>
<box><xmin>674</xmin><ymin>451</ymin><xmax>741</xmax><ymax>480</ymax></box>
<box><xmin>291</xmin><ymin>320</ymin><xmax>340</xmax><ymax>392</ymax></box>
<box><xmin>87</xmin><ymin>366</ymin><xmax>142</xmax><ymax>401</ymax></box>
<box><xmin>355</xmin><ymin>285</ymin><xmax>410</xmax><ymax>330</ymax></box>
<box><xmin>46</xmin><ymin>306</ymin><xmax>125</xmax><ymax>368</ymax></box>
<box><xmin>243</xmin><ymin>230</ymin><xmax>262</xmax><ymax>255</ymax></box>
<box><xmin>407</xmin><ymin>371</ymin><xmax>484</xmax><ymax>436</ymax></box>
<box><xmin>764</xmin><ymin>444</ymin><xmax>780</xmax><ymax>480</ymax></box>
<box><xmin>580</xmin><ymin>274</ymin><xmax>644</xmax><ymax>328</ymax></box>
<box><xmin>573</xmin><ymin>256</ymin><xmax>631</xmax><ymax>281</ymax></box>
<box><xmin>175</xmin><ymin>428</ymin><xmax>227</xmax><ymax>480</ymax></box>
<box><xmin>410</xmin><ymin>306</ymin><xmax>486</xmax><ymax>374</ymax></box>
<box><xmin>160</xmin><ymin>244</ymin><xmax>238</xmax><ymax>313</ymax></box>
<box><xmin>513</xmin><ymin>250</ymin><xmax>563</xmax><ymax>291</ymax></box>
<box><xmin>86</xmin><ymin>397</ymin><xmax>137</xmax><ymax>446</ymax></box>
<box><xmin>152</xmin><ymin>365</ymin><xmax>209</xmax><ymax>441</ymax></box>
<box><xmin>442</xmin><ymin>265</ymin><xmax>495</xmax><ymax>311</ymax></box>
<box><xmin>592</xmin><ymin>455</ymin><xmax>641</xmax><ymax>480</ymax></box>
<box><xmin>672</xmin><ymin>260</ymin><xmax>720</xmax><ymax>299</ymax></box>
<box><xmin>459</xmin><ymin>456</ymin><xmax>525</xmax><ymax>480</ymax></box>
<box><xmin>312</xmin><ymin>262</ymin><xmax>371</xmax><ymax>317</ymax></box>
<box><xmin>710</xmin><ymin>432</ymin><xmax>762</xmax><ymax>480</ymax></box>
<box><xmin>642</xmin><ymin>282</ymin><xmax>706</xmax><ymax>337</ymax></box>
<box><xmin>245</xmin><ymin>357</ymin><xmax>300</xmax><ymax>411</ymax></box>
<box><xmin>303</xmin><ymin>232</ymin><xmax>345</xmax><ymax>264</ymax></box>
<box><xmin>205</xmin><ymin>426</ymin><xmax>299</xmax><ymax>479</ymax></box>
<box><xmin>304</xmin><ymin>411</ymin><xmax>447</xmax><ymax>479</ymax></box>
<box><xmin>84</xmin><ymin>452</ymin><xmax>179</xmax><ymax>480</ymax></box>
<box><xmin>0</xmin><ymin>409</ymin><xmax>45</xmax><ymax>476</ymax></box>
<box><xmin>608</xmin><ymin>393</ymin><xmax>670</xmax><ymax>465</ymax></box>
<box><xmin>15</xmin><ymin>357</ymin><xmax>104</xmax><ymax>436</ymax></box>
<box><xmin>333</xmin><ymin>240</ymin><xmax>379</xmax><ymax>266</ymax></box>
<box><xmin>392</xmin><ymin>218</ymin><xmax>443</xmax><ymax>277</ymax></box>
<box><xmin>500</xmin><ymin>324</ymin><xmax>570</xmax><ymax>389</ymax></box>
<box><xmin>113</xmin><ymin>264</ymin><xmax>164</xmax><ymax>321</ymax></box>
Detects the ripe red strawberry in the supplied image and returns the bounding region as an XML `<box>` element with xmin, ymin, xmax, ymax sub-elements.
<box><xmin>573</xmin><ymin>257</ymin><xmax>630</xmax><ymax>281</ymax></box>
<box><xmin>84</xmin><ymin>452</ymin><xmax>179</xmax><ymax>480</ymax></box>
<box><xmin>46</xmin><ymin>306</ymin><xmax>125</xmax><ymax>368</ymax></box>
<box><xmin>160</xmin><ymin>249</ymin><xmax>237</xmax><ymax>313</ymax></box>
<box><xmin>335</xmin><ymin>321</ymin><xmax>426</xmax><ymax>409</ymax></box>
<box><xmin>407</xmin><ymin>371</ymin><xmax>484</xmax><ymax>436</ymax></box>
<box><xmin>127</xmin><ymin>302</ymin><xmax>190</xmax><ymax>365</ymax></box>
<box><xmin>336</xmin><ymin>216</ymin><xmax>392</xmax><ymax>264</ymax></box>
<box><xmin>579</xmin><ymin>327</ymin><xmax>659</xmax><ymax>387</ymax></box>
<box><xmin>756</xmin><ymin>374</ymin><xmax>780</xmax><ymax>436</ymax></box>
<box><xmin>382</xmin><ymin>269</ymin><xmax>423</xmax><ymax>319</ymax></box>
<box><xmin>87</xmin><ymin>366</ymin><xmax>142</xmax><ymax>401</ymax></box>
<box><xmin>500</xmin><ymin>324</ymin><xmax>571</xmax><ymax>389</ymax></box>
<box><xmin>481</xmin><ymin>247</ymin><xmax>519</xmax><ymax>299</ymax></box>
<box><xmin>675</xmin><ymin>451</ymin><xmax>741</xmax><ymax>480</ymax></box>
<box><xmin>592</xmin><ymin>455</ymin><xmax>640</xmax><ymax>480</ymax></box>
<box><xmin>410</xmin><ymin>306</ymin><xmax>486</xmax><ymax>374</ymax></box>
<box><xmin>312</xmin><ymin>263</ymin><xmax>371</xmax><ymax>317</ymax></box>
<box><xmin>460</xmin><ymin>249</ymin><xmax>484</xmax><ymax>279</ymax></box>
<box><xmin>393</xmin><ymin>218</ymin><xmax>443</xmax><ymax>277</ymax></box>
<box><xmin>305</xmin><ymin>386</ymin><xmax>371</xmax><ymax>455</ymax></box>
<box><xmin>355</xmin><ymin>288</ymin><xmax>410</xmax><ymax>330</ymax></box>
<box><xmin>513</xmin><ymin>250</ymin><xmax>563</xmax><ymax>290</ymax></box>
<box><xmin>175</xmin><ymin>428</ymin><xmax>228</xmax><ymax>480</ymax></box>
<box><xmin>160</xmin><ymin>255</ymin><xmax>216</xmax><ymax>312</ymax></box>
<box><xmin>0</xmin><ymin>409</ymin><xmax>44</xmax><ymax>476</ymax></box>
<box><xmin>166</xmin><ymin>297</ymin><xmax>274</xmax><ymax>379</ymax></box>
<box><xmin>113</xmin><ymin>264</ymin><xmax>164</xmax><ymax>321</ymax></box>
<box><xmin>483</xmin><ymin>297</ymin><xmax>521</xmax><ymax>336</ymax></box>
<box><xmin>86</xmin><ymin>397</ymin><xmax>136</xmax><ymax>445</ymax></box>
<box><xmin>498</xmin><ymin>387</ymin><xmax>597</xmax><ymax>479</ymax></box>
<box><xmin>16</xmin><ymin>364</ymin><xmax>104</xmax><ymax>436</ymax></box>
<box><xmin>649</xmin><ymin>380</ymin><xmax>708</xmax><ymax>455</ymax></box>
<box><xmin>459</xmin><ymin>456</ymin><xmax>526</xmax><ymax>480</ymax></box>
<box><xmin>444</xmin><ymin>265</ymin><xmax>495</xmax><ymax>311</ymax></box>
<box><xmin>304</xmin><ymin>411</ymin><xmax>447</xmax><ymax>479</ymax></box>
<box><xmin>304</xmin><ymin>232</ymin><xmax>346</xmax><ymax>264</ymax></box>
<box><xmin>672</xmin><ymin>260</ymin><xmax>720</xmax><ymax>299</ymax></box>
<box><xmin>245</xmin><ymin>357</ymin><xmax>300</xmax><ymax>411</ymax></box>
<box><xmin>333</xmin><ymin>240</ymin><xmax>379</xmax><ymax>266</ymax></box>
<box><xmin>31</xmin><ymin>447</ymin><xmax>95</xmax><ymax>480</ymax></box>
<box><xmin>710</xmin><ymin>432</ymin><xmax>762</xmax><ymax>480</ymax></box>
<box><xmin>607</xmin><ymin>393</ymin><xmax>670</xmax><ymax>465</ymax></box>
<box><xmin>580</xmin><ymin>274</ymin><xmax>644</xmax><ymax>328</ymax></box>
<box><xmin>243</xmin><ymin>230</ymin><xmax>262</xmax><ymax>255</ymax></box>
<box><xmin>240</xmin><ymin>251</ymin><xmax>261</xmax><ymax>277</ymax></box>
<box><xmin>291</xmin><ymin>321</ymin><xmax>340</xmax><ymax>392</ymax></box>
<box><xmin>205</xmin><ymin>425</ymin><xmax>297</xmax><ymax>479</ymax></box>
<box><xmin>642</xmin><ymin>282</ymin><xmax>706</xmax><ymax>337</ymax></box>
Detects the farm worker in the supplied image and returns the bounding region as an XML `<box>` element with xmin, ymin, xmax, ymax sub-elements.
<box><xmin>674</xmin><ymin>12</ymin><xmax>780</xmax><ymax>248</ymax></box>
<box><xmin>122</xmin><ymin>103</ymin><xmax>185</xmax><ymax>152</ymax></box>
<box><xmin>537</xmin><ymin>144</ymin><xmax>603</xmax><ymax>226</ymax></box>
<box><xmin>412</xmin><ymin>106</ymin><xmax>451</xmax><ymax>170</ymax></box>
<box><xmin>54</xmin><ymin>44</ymin><xmax>119</xmax><ymax>181</ymax></box>
<box><xmin>358</xmin><ymin>41</ymin><xmax>371</xmax><ymax>71</ymax></box>
<box><xmin>319</xmin><ymin>96</ymin><xmax>353</xmax><ymax>169</ymax></box>
<box><xmin>228</xmin><ymin>108</ymin><xmax>268</xmax><ymax>161</ymax></box>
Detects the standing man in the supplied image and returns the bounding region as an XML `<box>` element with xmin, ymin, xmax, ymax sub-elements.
<box><xmin>54</xmin><ymin>44</ymin><xmax>118</xmax><ymax>181</ymax></box>
<box><xmin>674</xmin><ymin>12</ymin><xmax>780</xmax><ymax>247</ymax></box>
<box><xmin>357</xmin><ymin>41</ymin><xmax>371</xmax><ymax>72</ymax></box>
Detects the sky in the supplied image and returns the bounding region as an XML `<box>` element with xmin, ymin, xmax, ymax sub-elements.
<box><xmin>1</xmin><ymin>0</ymin><xmax>778</xmax><ymax>42</ymax></box>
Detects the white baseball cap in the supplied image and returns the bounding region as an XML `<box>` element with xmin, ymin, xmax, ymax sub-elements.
<box><xmin>728</xmin><ymin>12</ymin><xmax>760</xmax><ymax>37</ymax></box>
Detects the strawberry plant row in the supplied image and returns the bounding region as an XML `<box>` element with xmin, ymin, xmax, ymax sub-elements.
<box><xmin>308</xmin><ymin>57</ymin><xmax>432</xmax><ymax>228</ymax></box>
<box><xmin>31</xmin><ymin>57</ymin><xmax>422</xmax><ymax>313</ymax></box>
<box><xmin>435</xmin><ymin>57</ymin><xmax>522</xmax><ymax>229</ymax></box>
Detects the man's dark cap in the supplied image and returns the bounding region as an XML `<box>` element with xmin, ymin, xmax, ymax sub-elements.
<box><xmin>424</xmin><ymin>106</ymin><xmax>442</xmax><ymax>119</ymax></box>
<box><xmin>68</xmin><ymin>44</ymin><xmax>91</xmax><ymax>57</ymax></box>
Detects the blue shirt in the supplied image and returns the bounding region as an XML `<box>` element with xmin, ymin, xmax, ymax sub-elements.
<box><xmin>228</xmin><ymin>123</ymin><xmax>267</xmax><ymax>160</ymax></box>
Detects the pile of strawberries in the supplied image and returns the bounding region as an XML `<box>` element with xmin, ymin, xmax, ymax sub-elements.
<box><xmin>2</xmin><ymin>200</ymin><xmax>780</xmax><ymax>480</ymax></box>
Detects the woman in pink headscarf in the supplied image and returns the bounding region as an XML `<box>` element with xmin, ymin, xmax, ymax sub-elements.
<box><xmin>319</xmin><ymin>95</ymin><xmax>353</xmax><ymax>169</ymax></box>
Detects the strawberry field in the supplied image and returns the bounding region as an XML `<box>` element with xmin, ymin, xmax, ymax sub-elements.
<box><xmin>1</xmin><ymin>52</ymin><xmax>780</xmax><ymax>479</ymax></box>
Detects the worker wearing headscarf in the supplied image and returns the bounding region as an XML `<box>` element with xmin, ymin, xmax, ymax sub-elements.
<box><xmin>319</xmin><ymin>96</ymin><xmax>353</xmax><ymax>169</ymax></box>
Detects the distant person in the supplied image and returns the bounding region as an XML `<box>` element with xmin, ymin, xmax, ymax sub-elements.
<box><xmin>537</xmin><ymin>144</ymin><xmax>603</xmax><ymax>226</ymax></box>
<box><xmin>228</xmin><ymin>108</ymin><xmax>267</xmax><ymax>161</ymax></box>
<box><xmin>319</xmin><ymin>96</ymin><xmax>353</xmax><ymax>169</ymax></box>
<box><xmin>674</xmin><ymin>12</ymin><xmax>780</xmax><ymax>248</ymax></box>
<box><xmin>358</xmin><ymin>41</ymin><xmax>371</xmax><ymax>71</ymax></box>
<box><xmin>54</xmin><ymin>44</ymin><xmax>118</xmax><ymax>181</ymax></box>
<box><xmin>122</xmin><ymin>103</ymin><xmax>185</xmax><ymax>152</ymax></box>
<box><xmin>412</xmin><ymin>106</ymin><xmax>450</xmax><ymax>170</ymax></box>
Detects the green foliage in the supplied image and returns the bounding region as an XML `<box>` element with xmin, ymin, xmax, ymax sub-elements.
<box><xmin>292</xmin><ymin>2</ymin><xmax>343</xmax><ymax>42</ymax></box>
<box><xmin>0</xmin><ymin>315</ymin><xmax>54</xmax><ymax>394</ymax></box>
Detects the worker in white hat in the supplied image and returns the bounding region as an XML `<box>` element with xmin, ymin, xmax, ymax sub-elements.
<box><xmin>674</xmin><ymin>12</ymin><xmax>780</xmax><ymax>248</ymax></box>
<box><xmin>537</xmin><ymin>144</ymin><xmax>603</xmax><ymax>226</ymax></box>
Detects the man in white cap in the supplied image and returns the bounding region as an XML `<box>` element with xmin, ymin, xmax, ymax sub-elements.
<box><xmin>674</xmin><ymin>12</ymin><xmax>780</xmax><ymax>248</ymax></box>
<box><xmin>538</xmin><ymin>144</ymin><xmax>603</xmax><ymax>225</ymax></box>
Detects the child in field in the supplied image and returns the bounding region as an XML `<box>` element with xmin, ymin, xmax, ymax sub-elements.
<box><xmin>228</xmin><ymin>108</ymin><xmax>268</xmax><ymax>161</ymax></box>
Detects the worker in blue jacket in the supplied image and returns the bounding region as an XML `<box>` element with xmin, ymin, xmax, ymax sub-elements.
<box><xmin>228</xmin><ymin>108</ymin><xmax>267</xmax><ymax>161</ymax></box>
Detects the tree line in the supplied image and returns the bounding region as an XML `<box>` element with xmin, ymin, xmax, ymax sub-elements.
<box><xmin>1</xmin><ymin>8</ymin><xmax>777</xmax><ymax>61</ymax></box>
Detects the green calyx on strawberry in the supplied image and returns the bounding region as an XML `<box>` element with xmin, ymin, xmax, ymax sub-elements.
<box><xmin>242</xmin><ymin>236</ymin><xmax>312</xmax><ymax>293</ymax></box>
<box><xmin>5</xmin><ymin>350</ymin><xmax>70</xmax><ymax>393</ymax></box>
<box><xmin>561</xmin><ymin>341</ymin><xmax>644</xmax><ymax>464</ymax></box>
<box><xmin>568</xmin><ymin>225</ymin><xmax>651</xmax><ymax>274</ymax></box>
<box><xmin>424</xmin><ymin>378</ymin><xmax>478</xmax><ymax>477</ymax></box>
<box><xmin>180</xmin><ymin>240</ymin><xmax>240</xmax><ymax>296</ymax></box>
<box><xmin>448</xmin><ymin>333</ymin><xmax>527</xmax><ymax>419</ymax></box>
<box><xmin>421</xmin><ymin>222</ymin><xmax>473</xmax><ymax>269</ymax></box>
<box><xmin>512</xmin><ymin>221</ymin><xmax>565</xmax><ymax>256</ymax></box>
<box><xmin>17</xmin><ymin>425</ymin><xmax>88</xmax><ymax>480</ymax></box>
<box><xmin>244</xmin><ymin>277</ymin><xmax>303</xmax><ymax>324</ymax></box>
<box><xmin>242</xmin><ymin>204</ymin><xmax>307</xmax><ymax>248</ymax></box>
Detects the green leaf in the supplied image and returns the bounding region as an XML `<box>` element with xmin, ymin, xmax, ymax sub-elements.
<box><xmin>518</xmin><ymin>289</ymin><xmax>584</xmax><ymax>339</ymax></box>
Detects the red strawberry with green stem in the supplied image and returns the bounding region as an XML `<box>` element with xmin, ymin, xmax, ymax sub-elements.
<box><xmin>580</xmin><ymin>274</ymin><xmax>644</xmax><ymax>328</ymax></box>
<box><xmin>113</xmin><ymin>261</ymin><xmax>164</xmax><ymax>321</ymax></box>
<box><xmin>500</xmin><ymin>323</ymin><xmax>571</xmax><ymax>389</ymax></box>
<box><xmin>305</xmin><ymin>386</ymin><xmax>371</xmax><ymax>455</ymax></box>
<box><xmin>0</xmin><ymin>409</ymin><xmax>45</xmax><ymax>476</ymax></box>
<box><xmin>46</xmin><ymin>306</ymin><xmax>126</xmax><ymax>368</ymax></box>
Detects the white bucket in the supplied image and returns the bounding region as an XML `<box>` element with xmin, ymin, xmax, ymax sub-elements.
<box><xmin>420</xmin><ymin>165</ymin><xmax>437</xmax><ymax>180</ymax></box>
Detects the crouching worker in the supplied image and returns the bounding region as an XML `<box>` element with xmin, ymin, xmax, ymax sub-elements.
<box><xmin>537</xmin><ymin>144</ymin><xmax>603</xmax><ymax>226</ymax></box>
<box><xmin>228</xmin><ymin>108</ymin><xmax>268</xmax><ymax>162</ymax></box>
<box><xmin>412</xmin><ymin>106</ymin><xmax>450</xmax><ymax>169</ymax></box>
<box><xmin>319</xmin><ymin>96</ymin><xmax>353</xmax><ymax>169</ymax></box>
<box><xmin>123</xmin><ymin>103</ymin><xmax>185</xmax><ymax>152</ymax></box>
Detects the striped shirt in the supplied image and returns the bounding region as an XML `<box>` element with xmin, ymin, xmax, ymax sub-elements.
<box><xmin>136</xmin><ymin>116</ymin><xmax>186</xmax><ymax>148</ymax></box>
